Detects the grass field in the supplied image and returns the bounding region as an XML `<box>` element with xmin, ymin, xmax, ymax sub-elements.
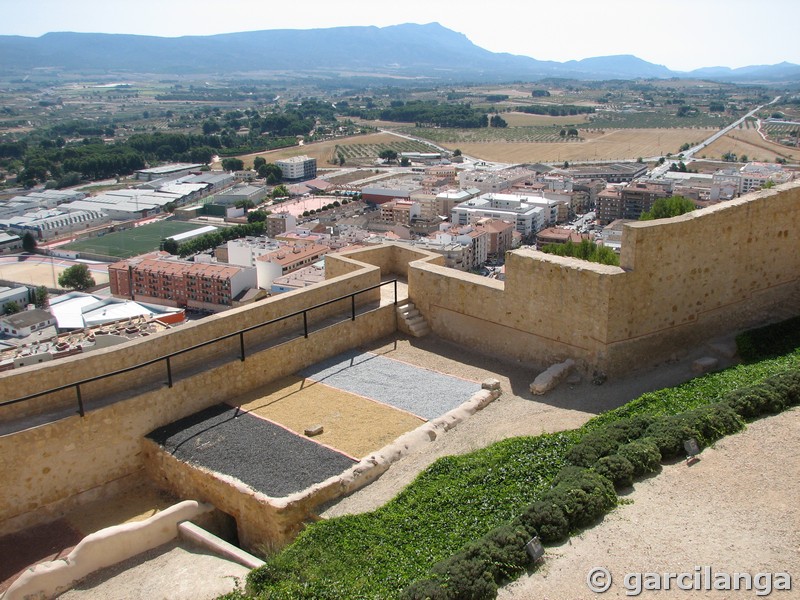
<box><xmin>62</xmin><ymin>220</ymin><xmax>203</xmax><ymax>259</ymax></box>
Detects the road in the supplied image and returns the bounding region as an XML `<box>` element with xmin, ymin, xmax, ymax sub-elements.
<box><xmin>648</xmin><ymin>95</ymin><xmax>782</xmax><ymax>178</ymax></box>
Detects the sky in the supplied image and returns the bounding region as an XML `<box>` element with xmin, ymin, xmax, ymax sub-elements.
<box><xmin>2</xmin><ymin>0</ymin><xmax>798</xmax><ymax>72</ymax></box>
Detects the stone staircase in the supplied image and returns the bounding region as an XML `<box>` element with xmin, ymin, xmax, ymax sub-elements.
<box><xmin>397</xmin><ymin>301</ymin><xmax>430</xmax><ymax>337</ymax></box>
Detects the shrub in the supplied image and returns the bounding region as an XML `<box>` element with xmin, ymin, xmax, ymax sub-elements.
<box><xmin>429</xmin><ymin>555</ymin><xmax>498</xmax><ymax>600</ymax></box>
<box><xmin>517</xmin><ymin>500</ymin><xmax>570</xmax><ymax>543</ymax></box>
<box><xmin>759</xmin><ymin>371</ymin><xmax>800</xmax><ymax>407</ymax></box>
<box><xmin>681</xmin><ymin>402</ymin><xmax>744</xmax><ymax>445</ymax></box>
<box><xmin>617</xmin><ymin>438</ymin><xmax>662</xmax><ymax>477</ymax></box>
<box><xmin>545</xmin><ymin>467</ymin><xmax>617</xmax><ymax>529</ymax></box>
<box><xmin>477</xmin><ymin>523</ymin><xmax>531</xmax><ymax>581</ymax></box>
<box><xmin>594</xmin><ymin>454</ymin><xmax>635</xmax><ymax>488</ymax></box>
<box><xmin>401</xmin><ymin>578</ymin><xmax>451</xmax><ymax>600</ymax></box>
<box><xmin>725</xmin><ymin>386</ymin><xmax>785</xmax><ymax>419</ymax></box>
<box><xmin>643</xmin><ymin>416</ymin><xmax>700</xmax><ymax>459</ymax></box>
<box><xmin>565</xmin><ymin>415</ymin><xmax>654</xmax><ymax>467</ymax></box>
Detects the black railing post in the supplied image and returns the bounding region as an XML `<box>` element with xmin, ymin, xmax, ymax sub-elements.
<box><xmin>351</xmin><ymin>294</ymin><xmax>356</xmax><ymax>321</ymax></box>
<box><xmin>239</xmin><ymin>332</ymin><xmax>246</xmax><ymax>361</ymax></box>
<box><xmin>394</xmin><ymin>279</ymin><xmax>398</xmax><ymax>306</ymax></box>
<box><xmin>75</xmin><ymin>384</ymin><xmax>85</xmax><ymax>417</ymax></box>
<box><xmin>166</xmin><ymin>356</ymin><xmax>173</xmax><ymax>388</ymax></box>
<box><xmin>303</xmin><ymin>310</ymin><xmax>308</xmax><ymax>338</ymax></box>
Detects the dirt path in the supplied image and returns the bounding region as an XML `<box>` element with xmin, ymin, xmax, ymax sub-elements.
<box><xmin>499</xmin><ymin>408</ymin><xmax>800</xmax><ymax>599</ymax></box>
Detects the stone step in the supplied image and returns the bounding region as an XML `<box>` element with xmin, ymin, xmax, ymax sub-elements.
<box><xmin>403</xmin><ymin>309</ymin><xmax>421</xmax><ymax>320</ymax></box>
<box><xmin>407</xmin><ymin>315</ymin><xmax>426</xmax><ymax>327</ymax></box>
<box><xmin>409</xmin><ymin>323</ymin><xmax>430</xmax><ymax>337</ymax></box>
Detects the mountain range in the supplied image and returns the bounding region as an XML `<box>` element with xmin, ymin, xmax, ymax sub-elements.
<box><xmin>1</xmin><ymin>22</ymin><xmax>798</xmax><ymax>83</ymax></box>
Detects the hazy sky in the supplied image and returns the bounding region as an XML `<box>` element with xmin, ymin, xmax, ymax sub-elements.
<box><xmin>3</xmin><ymin>0</ymin><xmax>798</xmax><ymax>72</ymax></box>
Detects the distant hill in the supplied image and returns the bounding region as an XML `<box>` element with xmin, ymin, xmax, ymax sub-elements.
<box><xmin>0</xmin><ymin>23</ymin><xmax>796</xmax><ymax>82</ymax></box>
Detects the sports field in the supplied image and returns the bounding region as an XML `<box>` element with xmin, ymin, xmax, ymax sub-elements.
<box><xmin>62</xmin><ymin>221</ymin><xmax>202</xmax><ymax>259</ymax></box>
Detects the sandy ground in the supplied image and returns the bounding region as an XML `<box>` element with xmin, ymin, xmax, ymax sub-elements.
<box><xmin>499</xmin><ymin>408</ymin><xmax>800</xmax><ymax>600</ymax></box>
<box><xmin>0</xmin><ymin>258</ymin><xmax>109</xmax><ymax>288</ymax></box>
<box><xmin>233</xmin><ymin>375</ymin><xmax>424</xmax><ymax>459</ymax></box>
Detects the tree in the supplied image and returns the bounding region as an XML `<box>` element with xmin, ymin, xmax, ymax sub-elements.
<box><xmin>58</xmin><ymin>264</ymin><xmax>95</xmax><ymax>290</ymax></box>
<box><xmin>4</xmin><ymin>300</ymin><xmax>21</xmax><ymax>315</ymax></box>
<box><xmin>221</xmin><ymin>157</ymin><xmax>244</xmax><ymax>172</ymax></box>
<box><xmin>400</xmin><ymin>157</ymin><xmax>411</xmax><ymax>167</ymax></box>
<box><xmin>34</xmin><ymin>286</ymin><xmax>49</xmax><ymax>309</ymax></box>
<box><xmin>235</xmin><ymin>199</ymin><xmax>255</xmax><ymax>213</ymax></box>
<box><xmin>337</xmin><ymin>153</ymin><xmax>345</xmax><ymax>166</ymax></box>
<box><xmin>22</xmin><ymin>231</ymin><xmax>37</xmax><ymax>253</ymax></box>
<box><xmin>640</xmin><ymin>196</ymin><xmax>696</xmax><ymax>220</ymax></box>
<box><xmin>247</xmin><ymin>210</ymin><xmax>268</xmax><ymax>223</ymax></box>
<box><xmin>378</xmin><ymin>149</ymin><xmax>398</xmax><ymax>163</ymax></box>
<box><xmin>272</xmin><ymin>184</ymin><xmax>289</xmax><ymax>199</ymax></box>
<box><xmin>253</xmin><ymin>156</ymin><xmax>266</xmax><ymax>170</ymax></box>
<box><xmin>453</xmin><ymin>149</ymin><xmax>462</xmax><ymax>157</ymax></box>
<box><xmin>161</xmin><ymin>238</ymin><xmax>179</xmax><ymax>254</ymax></box>
<box><xmin>489</xmin><ymin>114</ymin><xmax>507</xmax><ymax>128</ymax></box>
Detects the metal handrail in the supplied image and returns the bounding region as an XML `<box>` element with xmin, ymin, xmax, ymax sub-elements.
<box><xmin>2</xmin><ymin>279</ymin><xmax>398</xmax><ymax>417</ymax></box>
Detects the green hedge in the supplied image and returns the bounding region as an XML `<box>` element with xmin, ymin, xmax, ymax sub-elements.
<box><xmin>736</xmin><ymin>316</ymin><xmax>800</xmax><ymax>363</ymax></box>
<box><xmin>397</xmin><ymin>368</ymin><xmax>797</xmax><ymax>599</ymax></box>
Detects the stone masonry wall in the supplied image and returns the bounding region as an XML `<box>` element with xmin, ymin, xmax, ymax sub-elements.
<box><xmin>409</xmin><ymin>182</ymin><xmax>800</xmax><ymax>375</ymax></box>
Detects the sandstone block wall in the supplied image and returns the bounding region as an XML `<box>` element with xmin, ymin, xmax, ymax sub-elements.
<box><xmin>408</xmin><ymin>182</ymin><xmax>800</xmax><ymax>375</ymax></box>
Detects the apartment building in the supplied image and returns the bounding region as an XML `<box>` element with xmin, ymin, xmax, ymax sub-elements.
<box><xmin>108</xmin><ymin>252</ymin><xmax>255</xmax><ymax>312</ymax></box>
<box><xmin>379</xmin><ymin>200</ymin><xmax>421</xmax><ymax>226</ymax></box>
<box><xmin>473</xmin><ymin>218</ymin><xmax>514</xmax><ymax>257</ymax></box>
<box><xmin>451</xmin><ymin>193</ymin><xmax>554</xmax><ymax>237</ymax></box>
<box><xmin>621</xmin><ymin>182</ymin><xmax>672</xmax><ymax>220</ymax></box>
<box><xmin>596</xmin><ymin>187</ymin><xmax>623</xmax><ymax>225</ymax></box>
<box><xmin>275</xmin><ymin>156</ymin><xmax>317</xmax><ymax>181</ymax></box>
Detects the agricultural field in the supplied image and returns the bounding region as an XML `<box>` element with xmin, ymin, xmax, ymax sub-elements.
<box><xmin>702</xmin><ymin>127</ymin><xmax>800</xmax><ymax>163</ymax></box>
<box><xmin>414</xmin><ymin>127</ymin><xmax>718</xmax><ymax>163</ymax></box>
<box><xmin>501</xmin><ymin>112</ymin><xmax>591</xmax><ymax>127</ymax></box>
<box><xmin>61</xmin><ymin>220</ymin><xmax>202</xmax><ymax>259</ymax></box>
<box><xmin>240</xmin><ymin>132</ymin><xmax>439</xmax><ymax>167</ymax></box>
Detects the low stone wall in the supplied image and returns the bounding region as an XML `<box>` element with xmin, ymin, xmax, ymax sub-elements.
<box><xmin>143</xmin><ymin>385</ymin><xmax>501</xmax><ymax>554</ymax></box>
<box><xmin>0</xmin><ymin>305</ymin><xmax>396</xmax><ymax>536</ymax></box>
<box><xmin>1</xmin><ymin>266</ymin><xmax>382</xmax><ymax>423</ymax></box>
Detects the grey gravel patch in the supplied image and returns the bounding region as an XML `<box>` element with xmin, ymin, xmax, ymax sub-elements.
<box><xmin>299</xmin><ymin>349</ymin><xmax>482</xmax><ymax>420</ymax></box>
<box><xmin>148</xmin><ymin>404</ymin><xmax>356</xmax><ymax>498</ymax></box>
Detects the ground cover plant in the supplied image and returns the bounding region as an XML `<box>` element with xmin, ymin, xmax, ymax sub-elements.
<box><xmin>230</xmin><ymin>319</ymin><xmax>800</xmax><ymax>600</ymax></box>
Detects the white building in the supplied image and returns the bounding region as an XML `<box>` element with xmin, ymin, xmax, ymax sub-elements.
<box><xmin>451</xmin><ymin>193</ymin><xmax>552</xmax><ymax>236</ymax></box>
<box><xmin>276</xmin><ymin>156</ymin><xmax>317</xmax><ymax>181</ymax></box>
<box><xmin>0</xmin><ymin>308</ymin><xmax>56</xmax><ymax>337</ymax></box>
<box><xmin>226</xmin><ymin>237</ymin><xmax>281</xmax><ymax>268</ymax></box>
<box><xmin>0</xmin><ymin>209</ymin><xmax>109</xmax><ymax>240</ymax></box>
<box><xmin>0</xmin><ymin>286</ymin><xmax>29</xmax><ymax>313</ymax></box>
